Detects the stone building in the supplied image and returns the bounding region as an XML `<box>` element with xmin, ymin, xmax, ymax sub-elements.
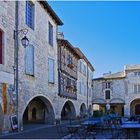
<box><xmin>93</xmin><ymin>65</ymin><xmax>140</xmax><ymax>117</ymax></box>
<box><xmin>57</xmin><ymin>34</ymin><xmax>94</xmax><ymax>120</ymax></box>
<box><xmin>0</xmin><ymin>1</ymin><xmax>63</xmax><ymax>133</ymax></box>
<box><xmin>75</xmin><ymin>48</ymin><xmax>94</xmax><ymax>118</ymax></box>
<box><xmin>0</xmin><ymin>1</ymin><xmax>94</xmax><ymax>133</ymax></box>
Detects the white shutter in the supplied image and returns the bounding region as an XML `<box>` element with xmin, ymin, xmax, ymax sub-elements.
<box><xmin>134</xmin><ymin>85</ymin><xmax>137</xmax><ymax>94</ymax></box>
<box><xmin>138</xmin><ymin>85</ymin><xmax>140</xmax><ymax>93</ymax></box>
<box><xmin>79</xmin><ymin>82</ymin><xmax>81</xmax><ymax>94</ymax></box>
<box><xmin>25</xmin><ymin>45</ymin><xmax>34</xmax><ymax>75</ymax></box>
<box><xmin>48</xmin><ymin>58</ymin><xmax>54</xmax><ymax>83</ymax></box>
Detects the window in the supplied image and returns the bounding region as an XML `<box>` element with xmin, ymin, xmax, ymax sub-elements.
<box><xmin>88</xmin><ymin>70</ymin><xmax>93</xmax><ymax>80</ymax></box>
<box><xmin>134</xmin><ymin>72</ymin><xmax>140</xmax><ymax>76</ymax></box>
<box><xmin>105</xmin><ymin>90</ymin><xmax>110</xmax><ymax>99</ymax></box>
<box><xmin>106</xmin><ymin>82</ymin><xmax>111</xmax><ymax>89</ymax></box>
<box><xmin>82</xmin><ymin>64</ymin><xmax>86</xmax><ymax>75</ymax></box>
<box><xmin>134</xmin><ymin>84</ymin><xmax>140</xmax><ymax>94</ymax></box>
<box><xmin>49</xmin><ymin>22</ymin><xmax>53</xmax><ymax>46</ymax></box>
<box><xmin>78</xmin><ymin>61</ymin><xmax>82</xmax><ymax>72</ymax></box>
<box><xmin>26</xmin><ymin>1</ymin><xmax>34</xmax><ymax>29</ymax></box>
<box><xmin>0</xmin><ymin>30</ymin><xmax>3</xmax><ymax>64</ymax></box>
<box><xmin>66</xmin><ymin>77</ymin><xmax>71</xmax><ymax>86</ymax></box>
<box><xmin>67</xmin><ymin>55</ymin><xmax>72</xmax><ymax>65</ymax></box>
<box><xmin>48</xmin><ymin>58</ymin><xmax>55</xmax><ymax>83</ymax></box>
<box><xmin>79</xmin><ymin>82</ymin><xmax>81</xmax><ymax>94</ymax></box>
<box><xmin>84</xmin><ymin>85</ymin><xmax>86</xmax><ymax>96</ymax></box>
<box><xmin>25</xmin><ymin>45</ymin><xmax>34</xmax><ymax>75</ymax></box>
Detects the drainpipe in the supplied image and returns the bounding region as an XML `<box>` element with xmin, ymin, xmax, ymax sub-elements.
<box><xmin>14</xmin><ymin>1</ymin><xmax>19</xmax><ymax>132</ymax></box>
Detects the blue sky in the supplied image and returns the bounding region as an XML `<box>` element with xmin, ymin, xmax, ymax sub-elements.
<box><xmin>49</xmin><ymin>1</ymin><xmax>140</xmax><ymax>78</ymax></box>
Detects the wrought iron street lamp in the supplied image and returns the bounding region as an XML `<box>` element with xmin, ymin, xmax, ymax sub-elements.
<box><xmin>14</xmin><ymin>29</ymin><xmax>29</xmax><ymax>48</ymax></box>
<box><xmin>14</xmin><ymin>28</ymin><xmax>29</xmax><ymax>132</ymax></box>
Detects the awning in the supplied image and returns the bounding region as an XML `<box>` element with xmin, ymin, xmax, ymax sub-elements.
<box><xmin>92</xmin><ymin>98</ymin><xmax>107</xmax><ymax>104</ymax></box>
<box><xmin>109</xmin><ymin>98</ymin><xmax>125</xmax><ymax>104</ymax></box>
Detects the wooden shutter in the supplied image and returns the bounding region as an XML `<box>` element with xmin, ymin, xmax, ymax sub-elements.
<box><xmin>138</xmin><ymin>85</ymin><xmax>140</xmax><ymax>93</ymax></box>
<box><xmin>49</xmin><ymin>22</ymin><xmax>53</xmax><ymax>46</ymax></box>
<box><xmin>0</xmin><ymin>31</ymin><xmax>3</xmax><ymax>64</ymax></box>
<box><xmin>48</xmin><ymin>58</ymin><xmax>54</xmax><ymax>83</ymax></box>
<box><xmin>134</xmin><ymin>85</ymin><xmax>137</xmax><ymax>94</ymax></box>
<box><xmin>25</xmin><ymin>45</ymin><xmax>34</xmax><ymax>75</ymax></box>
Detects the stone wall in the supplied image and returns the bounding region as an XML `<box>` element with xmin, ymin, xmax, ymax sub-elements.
<box><xmin>93</xmin><ymin>67</ymin><xmax>140</xmax><ymax>117</ymax></box>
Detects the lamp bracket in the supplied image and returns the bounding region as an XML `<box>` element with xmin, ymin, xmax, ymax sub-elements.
<box><xmin>13</xmin><ymin>28</ymin><xmax>28</xmax><ymax>39</ymax></box>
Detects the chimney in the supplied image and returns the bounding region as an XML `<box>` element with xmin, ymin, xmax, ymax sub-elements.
<box><xmin>57</xmin><ymin>32</ymin><xmax>64</xmax><ymax>40</ymax></box>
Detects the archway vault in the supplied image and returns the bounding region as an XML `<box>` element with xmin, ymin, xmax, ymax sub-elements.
<box><xmin>61</xmin><ymin>100</ymin><xmax>76</xmax><ymax>120</ymax></box>
<box><xmin>22</xmin><ymin>96</ymin><xmax>55</xmax><ymax>125</ymax></box>
<box><xmin>130</xmin><ymin>98</ymin><xmax>140</xmax><ymax>115</ymax></box>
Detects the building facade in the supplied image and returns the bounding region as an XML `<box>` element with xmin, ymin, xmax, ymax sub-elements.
<box><xmin>0</xmin><ymin>1</ymin><xmax>94</xmax><ymax>133</ymax></box>
<box><xmin>76</xmin><ymin>48</ymin><xmax>94</xmax><ymax>118</ymax></box>
<box><xmin>93</xmin><ymin>65</ymin><xmax>140</xmax><ymax>117</ymax></box>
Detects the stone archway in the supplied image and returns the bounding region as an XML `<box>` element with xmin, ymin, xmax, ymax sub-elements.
<box><xmin>0</xmin><ymin>104</ymin><xmax>4</xmax><ymax>133</ymax></box>
<box><xmin>23</xmin><ymin>96</ymin><xmax>55</xmax><ymax>125</ymax></box>
<box><xmin>61</xmin><ymin>100</ymin><xmax>76</xmax><ymax>120</ymax></box>
<box><xmin>130</xmin><ymin>98</ymin><xmax>140</xmax><ymax>115</ymax></box>
<box><xmin>80</xmin><ymin>103</ymin><xmax>86</xmax><ymax>118</ymax></box>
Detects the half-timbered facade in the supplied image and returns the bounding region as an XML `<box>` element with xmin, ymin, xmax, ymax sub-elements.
<box><xmin>57</xmin><ymin>35</ymin><xmax>81</xmax><ymax>100</ymax></box>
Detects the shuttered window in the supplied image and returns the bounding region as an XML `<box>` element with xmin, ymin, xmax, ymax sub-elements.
<box><xmin>26</xmin><ymin>1</ymin><xmax>34</xmax><ymax>29</ymax></box>
<box><xmin>25</xmin><ymin>45</ymin><xmax>34</xmax><ymax>75</ymax></box>
<box><xmin>134</xmin><ymin>85</ymin><xmax>140</xmax><ymax>94</ymax></box>
<box><xmin>138</xmin><ymin>85</ymin><xmax>140</xmax><ymax>93</ymax></box>
<box><xmin>0</xmin><ymin>30</ymin><xmax>3</xmax><ymax>64</ymax></box>
<box><xmin>79</xmin><ymin>82</ymin><xmax>81</xmax><ymax>94</ymax></box>
<box><xmin>49</xmin><ymin>22</ymin><xmax>53</xmax><ymax>46</ymax></box>
<box><xmin>48</xmin><ymin>58</ymin><xmax>55</xmax><ymax>83</ymax></box>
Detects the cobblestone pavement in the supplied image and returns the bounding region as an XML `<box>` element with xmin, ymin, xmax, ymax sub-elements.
<box><xmin>0</xmin><ymin>123</ymin><xmax>140</xmax><ymax>139</ymax></box>
<box><xmin>0</xmin><ymin>124</ymin><xmax>67</xmax><ymax>139</ymax></box>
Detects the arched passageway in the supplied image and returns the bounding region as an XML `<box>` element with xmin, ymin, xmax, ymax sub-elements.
<box><xmin>0</xmin><ymin>104</ymin><xmax>4</xmax><ymax>133</ymax></box>
<box><xmin>23</xmin><ymin>96</ymin><xmax>55</xmax><ymax>124</ymax></box>
<box><xmin>61</xmin><ymin>101</ymin><xmax>76</xmax><ymax>120</ymax></box>
<box><xmin>80</xmin><ymin>103</ymin><xmax>86</xmax><ymax>118</ymax></box>
<box><xmin>130</xmin><ymin>98</ymin><xmax>140</xmax><ymax>115</ymax></box>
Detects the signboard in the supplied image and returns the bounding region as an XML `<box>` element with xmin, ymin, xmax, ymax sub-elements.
<box><xmin>10</xmin><ymin>115</ymin><xmax>18</xmax><ymax>130</ymax></box>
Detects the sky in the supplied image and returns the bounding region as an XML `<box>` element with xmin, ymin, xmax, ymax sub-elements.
<box><xmin>49</xmin><ymin>1</ymin><xmax>140</xmax><ymax>78</ymax></box>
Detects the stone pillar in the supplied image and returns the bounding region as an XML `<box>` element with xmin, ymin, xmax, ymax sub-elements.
<box><xmin>124</xmin><ymin>104</ymin><xmax>130</xmax><ymax>117</ymax></box>
<box><xmin>2</xmin><ymin>115</ymin><xmax>10</xmax><ymax>134</ymax></box>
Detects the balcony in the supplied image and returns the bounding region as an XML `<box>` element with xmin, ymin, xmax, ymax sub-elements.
<box><xmin>59</xmin><ymin>85</ymin><xmax>77</xmax><ymax>100</ymax></box>
<box><xmin>58</xmin><ymin>91</ymin><xmax>77</xmax><ymax>100</ymax></box>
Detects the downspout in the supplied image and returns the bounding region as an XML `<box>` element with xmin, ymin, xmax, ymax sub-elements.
<box><xmin>14</xmin><ymin>1</ymin><xmax>19</xmax><ymax>132</ymax></box>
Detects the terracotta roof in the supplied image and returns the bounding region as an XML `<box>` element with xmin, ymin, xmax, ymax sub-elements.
<box><xmin>39</xmin><ymin>1</ymin><xmax>63</xmax><ymax>25</ymax></box>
